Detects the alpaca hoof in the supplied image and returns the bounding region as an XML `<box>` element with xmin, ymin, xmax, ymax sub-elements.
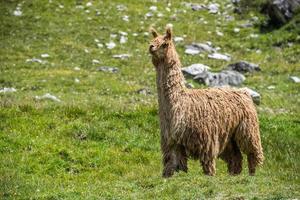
<box><xmin>162</xmin><ymin>169</ymin><xmax>174</xmax><ymax>178</ymax></box>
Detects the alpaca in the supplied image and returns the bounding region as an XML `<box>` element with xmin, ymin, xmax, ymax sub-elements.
<box><xmin>149</xmin><ymin>27</ymin><xmax>264</xmax><ymax>178</ymax></box>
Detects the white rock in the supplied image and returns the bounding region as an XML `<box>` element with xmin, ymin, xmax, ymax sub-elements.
<box><xmin>97</xmin><ymin>43</ymin><xmax>103</xmax><ymax>48</ymax></box>
<box><xmin>94</xmin><ymin>38</ymin><xmax>100</xmax><ymax>43</ymax></box>
<box><xmin>13</xmin><ymin>9</ymin><xmax>22</xmax><ymax>16</ymax></box>
<box><xmin>116</xmin><ymin>4</ymin><xmax>127</xmax><ymax>11</ymax></box>
<box><xmin>290</xmin><ymin>76</ymin><xmax>300</xmax><ymax>83</ymax></box>
<box><xmin>149</xmin><ymin>6</ymin><xmax>157</xmax><ymax>11</ymax></box>
<box><xmin>35</xmin><ymin>93</ymin><xmax>61</xmax><ymax>102</ymax></box>
<box><xmin>110</xmin><ymin>34</ymin><xmax>117</xmax><ymax>38</ymax></box>
<box><xmin>84</xmin><ymin>49</ymin><xmax>89</xmax><ymax>53</ymax></box>
<box><xmin>208</xmin><ymin>53</ymin><xmax>231</xmax><ymax>61</ymax></box>
<box><xmin>92</xmin><ymin>59</ymin><xmax>100</xmax><ymax>64</ymax></box>
<box><xmin>112</xmin><ymin>54</ymin><xmax>131</xmax><ymax>59</ymax></box>
<box><xmin>250</xmin><ymin>34</ymin><xmax>259</xmax><ymax>38</ymax></box>
<box><xmin>106</xmin><ymin>41</ymin><xmax>116</xmax><ymax>49</ymax></box>
<box><xmin>242</xmin><ymin>87</ymin><xmax>261</xmax><ymax>105</ymax></box>
<box><xmin>157</xmin><ymin>13</ymin><xmax>164</xmax><ymax>17</ymax></box>
<box><xmin>234</xmin><ymin>28</ymin><xmax>240</xmax><ymax>33</ymax></box>
<box><xmin>26</xmin><ymin>58</ymin><xmax>46</xmax><ymax>64</ymax></box>
<box><xmin>182</xmin><ymin>64</ymin><xmax>211</xmax><ymax>76</ymax></box>
<box><xmin>267</xmin><ymin>85</ymin><xmax>275</xmax><ymax>90</ymax></box>
<box><xmin>145</xmin><ymin>12</ymin><xmax>153</xmax><ymax>18</ymax></box>
<box><xmin>120</xmin><ymin>35</ymin><xmax>127</xmax><ymax>44</ymax></box>
<box><xmin>119</xmin><ymin>31</ymin><xmax>128</xmax><ymax>36</ymax></box>
<box><xmin>216</xmin><ymin>31</ymin><xmax>224</xmax><ymax>36</ymax></box>
<box><xmin>0</xmin><ymin>87</ymin><xmax>17</xmax><ymax>93</ymax></box>
<box><xmin>122</xmin><ymin>15</ymin><xmax>129</xmax><ymax>22</ymax></box>
<box><xmin>166</xmin><ymin>23</ymin><xmax>173</xmax><ymax>28</ymax></box>
<box><xmin>174</xmin><ymin>37</ymin><xmax>184</xmax><ymax>42</ymax></box>
<box><xmin>58</xmin><ymin>4</ymin><xmax>64</xmax><ymax>9</ymax></box>
<box><xmin>132</xmin><ymin>33</ymin><xmax>138</xmax><ymax>37</ymax></box>
<box><xmin>86</xmin><ymin>2</ymin><xmax>92</xmax><ymax>7</ymax></box>
<box><xmin>74</xmin><ymin>67</ymin><xmax>81</xmax><ymax>71</ymax></box>
<box><xmin>74</xmin><ymin>78</ymin><xmax>80</xmax><ymax>83</ymax></box>
<box><xmin>208</xmin><ymin>3</ymin><xmax>219</xmax><ymax>14</ymax></box>
<box><xmin>41</xmin><ymin>54</ymin><xmax>50</xmax><ymax>58</ymax></box>
<box><xmin>185</xmin><ymin>49</ymin><xmax>201</xmax><ymax>55</ymax></box>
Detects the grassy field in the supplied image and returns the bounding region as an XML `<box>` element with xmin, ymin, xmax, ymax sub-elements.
<box><xmin>1</xmin><ymin>0</ymin><xmax>299</xmax><ymax>199</ymax></box>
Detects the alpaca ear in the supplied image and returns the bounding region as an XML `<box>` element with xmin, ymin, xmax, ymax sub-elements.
<box><xmin>165</xmin><ymin>26</ymin><xmax>172</xmax><ymax>40</ymax></box>
<box><xmin>150</xmin><ymin>28</ymin><xmax>158</xmax><ymax>38</ymax></box>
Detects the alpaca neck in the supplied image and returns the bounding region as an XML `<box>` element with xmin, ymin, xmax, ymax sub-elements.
<box><xmin>155</xmin><ymin>49</ymin><xmax>186</xmax><ymax>106</ymax></box>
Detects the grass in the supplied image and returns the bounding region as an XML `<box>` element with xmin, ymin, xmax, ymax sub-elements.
<box><xmin>0</xmin><ymin>0</ymin><xmax>299</xmax><ymax>199</ymax></box>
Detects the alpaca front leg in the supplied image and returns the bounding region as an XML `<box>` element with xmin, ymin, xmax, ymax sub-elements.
<box><xmin>175</xmin><ymin>145</ymin><xmax>188</xmax><ymax>172</ymax></box>
<box><xmin>162</xmin><ymin>148</ymin><xmax>177</xmax><ymax>178</ymax></box>
<box><xmin>201</xmin><ymin>158</ymin><xmax>216</xmax><ymax>176</ymax></box>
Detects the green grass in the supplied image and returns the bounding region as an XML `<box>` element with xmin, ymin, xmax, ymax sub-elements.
<box><xmin>1</xmin><ymin>0</ymin><xmax>299</xmax><ymax>199</ymax></box>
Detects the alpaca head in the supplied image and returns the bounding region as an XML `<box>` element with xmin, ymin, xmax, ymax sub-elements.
<box><xmin>149</xmin><ymin>27</ymin><xmax>174</xmax><ymax>61</ymax></box>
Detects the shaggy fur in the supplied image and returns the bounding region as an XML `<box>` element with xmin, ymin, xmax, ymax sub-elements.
<box><xmin>149</xmin><ymin>27</ymin><xmax>264</xmax><ymax>178</ymax></box>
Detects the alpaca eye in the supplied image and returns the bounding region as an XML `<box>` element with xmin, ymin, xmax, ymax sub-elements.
<box><xmin>162</xmin><ymin>43</ymin><xmax>168</xmax><ymax>48</ymax></box>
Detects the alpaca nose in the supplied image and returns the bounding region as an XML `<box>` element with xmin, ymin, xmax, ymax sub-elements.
<box><xmin>149</xmin><ymin>45</ymin><xmax>155</xmax><ymax>52</ymax></box>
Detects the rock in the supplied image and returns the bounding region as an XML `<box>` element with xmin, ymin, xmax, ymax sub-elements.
<box><xmin>92</xmin><ymin>59</ymin><xmax>100</xmax><ymax>64</ymax></box>
<box><xmin>120</xmin><ymin>35</ymin><xmax>127</xmax><ymax>44</ymax></box>
<box><xmin>208</xmin><ymin>3</ymin><xmax>219</xmax><ymax>14</ymax></box>
<box><xmin>122</xmin><ymin>15</ymin><xmax>129</xmax><ymax>22</ymax></box>
<box><xmin>35</xmin><ymin>93</ymin><xmax>61</xmax><ymax>102</ymax></box>
<box><xmin>290</xmin><ymin>76</ymin><xmax>300</xmax><ymax>83</ymax></box>
<box><xmin>174</xmin><ymin>37</ymin><xmax>184</xmax><ymax>42</ymax></box>
<box><xmin>116</xmin><ymin>4</ymin><xmax>127</xmax><ymax>11</ymax></box>
<box><xmin>266</xmin><ymin>0</ymin><xmax>300</xmax><ymax>25</ymax></box>
<box><xmin>185</xmin><ymin>82</ymin><xmax>194</xmax><ymax>88</ymax></box>
<box><xmin>182</xmin><ymin>64</ymin><xmax>210</xmax><ymax>76</ymax></box>
<box><xmin>208</xmin><ymin>53</ymin><xmax>231</xmax><ymax>61</ymax></box>
<box><xmin>97</xmin><ymin>66</ymin><xmax>119</xmax><ymax>73</ymax></box>
<box><xmin>26</xmin><ymin>58</ymin><xmax>46</xmax><ymax>64</ymax></box>
<box><xmin>74</xmin><ymin>78</ymin><xmax>80</xmax><ymax>83</ymax></box>
<box><xmin>194</xmin><ymin>70</ymin><xmax>245</xmax><ymax>87</ymax></box>
<box><xmin>233</xmin><ymin>28</ymin><xmax>240</xmax><ymax>33</ymax></box>
<box><xmin>149</xmin><ymin>6</ymin><xmax>157</xmax><ymax>11</ymax></box>
<box><xmin>267</xmin><ymin>85</ymin><xmax>276</xmax><ymax>89</ymax></box>
<box><xmin>227</xmin><ymin>61</ymin><xmax>261</xmax><ymax>73</ymax></box>
<box><xmin>13</xmin><ymin>9</ymin><xmax>22</xmax><ymax>16</ymax></box>
<box><xmin>112</xmin><ymin>54</ymin><xmax>131</xmax><ymax>59</ymax></box>
<box><xmin>185</xmin><ymin>48</ymin><xmax>201</xmax><ymax>55</ymax></box>
<box><xmin>136</xmin><ymin>88</ymin><xmax>151</xmax><ymax>95</ymax></box>
<box><xmin>185</xmin><ymin>43</ymin><xmax>216</xmax><ymax>54</ymax></box>
<box><xmin>191</xmin><ymin>4</ymin><xmax>206</xmax><ymax>11</ymax></box>
<box><xmin>0</xmin><ymin>87</ymin><xmax>17</xmax><ymax>93</ymax></box>
<box><xmin>241</xmin><ymin>87</ymin><xmax>261</xmax><ymax>105</ymax></box>
<box><xmin>105</xmin><ymin>41</ymin><xmax>116</xmax><ymax>49</ymax></box>
<box><xmin>74</xmin><ymin>67</ymin><xmax>81</xmax><ymax>71</ymax></box>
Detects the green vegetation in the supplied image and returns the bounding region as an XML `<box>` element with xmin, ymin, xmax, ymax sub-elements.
<box><xmin>1</xmin><ymin>0</ymin><xmax>299</xmax><ymax>199</ymax></box>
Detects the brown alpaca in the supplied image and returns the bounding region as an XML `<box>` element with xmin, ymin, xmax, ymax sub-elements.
<box><xmin>149</xmin><ymin>27</ymin><xmax>264</xmax><ymax>178</ymax></box>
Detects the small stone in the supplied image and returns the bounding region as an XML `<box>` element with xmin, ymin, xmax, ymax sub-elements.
<box><xmin>120</xmin><ymin>35</ymin><xmax>127</xmax><ymax>44</ymax></box>
<box><xmin>41</xmin><ymin>54</ymin><xmax>50</xmax><ymax>58</ymax></box>
<box><xmin>92</xmin><ymin>59</ymin><xmax>100</xmax><ymax>64</ymax></box>
<box><xmin>234</xmin><ymin>28</ymin><xmax>240</xmax><ymax>33</ymax></box>
<box><xmin>185</xmin><ymin>49</ymin><xmax>201</xmax><ymax>55</ymax></box>
<box><xmin>0</xmin><ymin>87</ymin><xmax>17</xmax><ymax>93</ymax></box>
<box><xmin>136</xmin><ymin>88</ymin><xmax>151</xmax><ymax>95</ymax></box>
<box><xmin>74</xmin><ymin>67</ymin><xmax>80</xmax><ymax>71</ymax></box>
<box><xmin>74</xmin><ymin>78</ymin><xmax>80</xmax><ymax>83</ymax></box>
<box><xmin>267</xmin><ymin>85</ymin><xmax>275</xmax><ymax>90</ymax></box>
<box><xmin>290</xmin><ymin>76</ymin><xmax>300</xmax><ymax>83</ymax></box>
<box><xmin>86</xmin><ymin>2</ymin><xmax>92</xmax><ymax>7</ymax></box>
<box><xmin>26</xmin><ymin>58</ymin><xmax>46</xmax><ymax>64</ymax></box>
<box><xmin>122</xmin><ymin>15</ymin><xmax>129</xmax><ymax>22</ymax></box>
<box><xmin>97</xmin><ymin>66</ymin><xmax>119</xmax><ymax>73</ymax></box>
<box><xmin>208</xmin><ymin>53</ymin><xmax>231</xmax><ymax>61</ymax></box>
<box><xmin>112</xmin><ymin>54</ymin><xmax>131</xmax><ymax>59</ymax></box>
<box><xmin>13</xmin><ymin>9</ymin><xmax>22</xmax><ymax>16</ymax></box>
<box><xmin>216</xmin><ymin>31</ymin><xmax>224</xmax><ymax>36</ymax></box>
<box><xmin>149</xmin><ymin>6</ymin><xmax>157</xmax><ymax>11</ymax></box>
<box><xmin>35</xmin><ymin>93</ymin><xmax>61</xmax><ymax>102</ymax></box>
<box><xmin>242</xmin><ymin>87</ymin><xmax>261</xmax><ymax>105</ymax></box>
<box><xmin>174</xmin><ymin>37</ymin><xmax>184</xmax><ymax>42</ymax></box>
<box><xmin>208</xmin><ymin>3</ymin><xmax>219</xmax><ymax>14</ymax></box>
<box><xmin>106</xmin><ymin>41</ymin><xmax>116</xmax><ymax>49</ymax></box>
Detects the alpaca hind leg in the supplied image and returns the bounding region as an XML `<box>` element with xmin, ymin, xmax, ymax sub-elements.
<box><xmin>200</xmin><ymin>157</ymin><xmax>216</xmax><ymax>176</ymax></box>
<box><xmin>220</xmin><ymin>141</ymin><xmax>243</xmax><ymax>175</ymax></box>
<box><xmin>247</xmin><ymin>153</ymin><xmax>257</xmax><ymax>175</ymax></box>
